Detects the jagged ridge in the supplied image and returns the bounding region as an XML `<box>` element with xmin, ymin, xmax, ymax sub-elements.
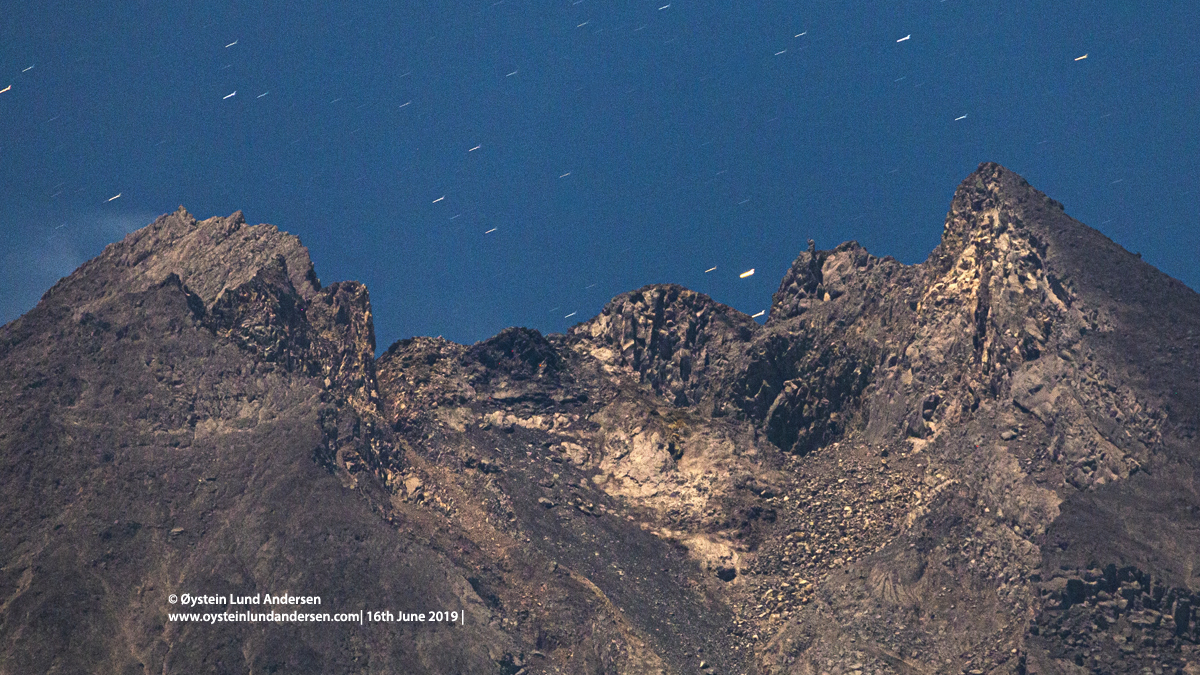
<box><xmin>3</xmin><ymin>163</ymin><xmax>1198</xmax><ymax>674</ymax></box>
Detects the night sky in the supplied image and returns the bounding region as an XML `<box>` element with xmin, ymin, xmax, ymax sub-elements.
<box><xmin>2</xmin><ymin>2</ymin><xmax>1197</xmax><ymax>348</ymax></box>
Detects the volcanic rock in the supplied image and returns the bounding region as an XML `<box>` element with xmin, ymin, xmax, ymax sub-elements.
<box><xmin>3</xmin><ymin>163</ymin><xmax>1199</xmax><ymax>673</ymax></box>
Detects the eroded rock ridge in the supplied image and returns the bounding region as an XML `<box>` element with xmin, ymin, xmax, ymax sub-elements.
<box><xmin>2</xmin><ymin>164</ymin><xmax>1198</xmax><ymax>674</ymax></box>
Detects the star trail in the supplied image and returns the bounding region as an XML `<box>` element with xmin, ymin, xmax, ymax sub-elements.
<box><xmin>1</xmin><ymin>1</ymin><xmax>1197</xmax><ymax>347</ymax></box>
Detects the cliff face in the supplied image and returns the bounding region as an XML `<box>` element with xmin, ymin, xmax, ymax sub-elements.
<box><xmin>2</xmin><ymin>164</ymin><xmax>1197</xmax><ymax>674</ymax></box>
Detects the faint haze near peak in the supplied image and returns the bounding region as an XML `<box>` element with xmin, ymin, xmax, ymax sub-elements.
<box><xmin>0</xmin><ymin>210</ymin><xmax>157</xmax><ymax>326</ymax></box>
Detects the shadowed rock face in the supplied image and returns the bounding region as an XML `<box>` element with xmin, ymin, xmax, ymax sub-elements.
<box><xmin>3</xmin><ymin>164</ymin><xmax>1199</xmax><ymax>674</ymax></box>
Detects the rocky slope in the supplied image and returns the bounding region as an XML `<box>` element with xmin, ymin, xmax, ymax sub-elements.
<box><xmin>1</xmin><ymin>164</ymin><xmax>1197</xmax><ymax>674</ymax></box>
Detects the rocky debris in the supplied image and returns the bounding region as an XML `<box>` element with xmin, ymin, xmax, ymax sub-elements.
<box><xmin>376</xmin><ymin>336</ymin><xmax>473</xmax><ymax>431</ymax></box>
<box><xmin>743</xmin><ymin>447</ymin><xmax>918</xmax><ymax>579</ymax></box>
<box><xmin>1028</xmin><ymin>563</ymin><xmax>1199</xmax><ymax>672</ymax></box>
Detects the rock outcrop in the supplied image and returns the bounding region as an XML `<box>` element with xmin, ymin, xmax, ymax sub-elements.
<box><xmin>3</xmin><ymin>164</ymin><xmax>1198</xmax><ymax>673</ymax></box>
<box><xmin>570</xmin><ymin>284</ymin><xmax>759</xmax><ymax>408</ymax></box>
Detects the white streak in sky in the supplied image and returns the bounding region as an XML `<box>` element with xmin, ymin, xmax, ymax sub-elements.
<box><xmin>795</xmin><ymin>32</ymin><xmax>806</xmax><ymax>37</ymax></box>
<box><xmin>954</xmin><ymin>114</ymin><xmax>967</xmax><ymax>121</ymax></box>
<box><xmin>469</xmin><ymin>145</ymin><xmax>482</xmax><ymax>152</ymax></box>
<box><xmin>897</xmin><ymin>34</ymin><xmax>911</xmax><ymax>42</ymax></box>
<box><xmin>775</xmin><ymin>49</ymin><xmax>787</xmax><ymax>56</ymax></box>
<box><xmin>223</xmin><ymin>91</ymin><xmax>236</xmax><ymax>99</ymax></box>
<box><xmin>225</xmin><ymin>40</ymin><xmax>238</xmax><ymax>47</ymax></box>
<box><xmin>739</xmin><ymin>269</ymin><xmax>755</xmax><ymax>278</ymax></box>
<box><xmin>0</xmin><ymin>85</ymin><xmax>10</xmax><ymax>94</ymax></box>
<box><xmin>22</xmin><ymin>65</ymin><xmax>34</xmax><ymax>72</ymax></box>
<box><xmin>658</xmin><ymin>4</ymin><xmax>670</xmax><ymax>9</ymax></box>
<box><xmin>751</xmin><ymin>310</ymin><xmax>766</xmax><ymax>318</ymax></box>
<box><xmin>1075</xmin><ymin>54</ymin><xmax>1088</xmax><ymax>61</ymax></box>
<box><xmin>506</xmin><ymin>70</ymin><xmax>518</xmax><ymax>77</ymax></box>
<box><xmin>559</xmin><ymin>172</ymin><xmax>571</xmax><ymax>178</ymax></box>
<box><xmin>257</xmin><ymin>91</ymin><xmax>269</xmax><ymax>98</ymax></box>
<box><xmin>564</xmin><ymin>311</ymin><xmax>577</xmax><ymax>319</ymax></box>
<box><xmin>106</xmin><ymin>193</ymin><xmax>122</xmax><ymax>202</ymax></box>
<box><xmin>705</xmin><ymin>266</ymin><xmax>717</xmax><ymax>273</ymax></box>
<box><xmin>399</xmin><ymin>101</ymin><xmax>411</xmax><ymax>108</ymax></box>
<box><xmin>432</xmin><ymin>196</ymin><xmax>445</xmax><ymax>203</ymax></box>
<box><xmin>485</xmin><ymin>228</ymin><xmax>497</xmax><ymax>234</ymax></box>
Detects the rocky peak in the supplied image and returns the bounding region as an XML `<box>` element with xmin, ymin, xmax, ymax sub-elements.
<box><xmin>466</xmin><ymin>327</ymin><xmax>563</xmax><ymax>381</ymax></box>
<box><xmin>106</xmin><ymin>206</ymin><xmax>322</xmax><ymax>307</ymax></box>
<box><xmin>769</xmin><ymin>238</ymin><xmax>823</xmax><ymax>322</ymax></box>
<box><xmin>107</xmin><ymin>208</ymin><xmax>390</xmax><ymax>477</ymax></box>
<box><xmin>178</xmin><ymin>242</ymin><xmax>380</xmax><ymax>417</ymax></box>
<box><xmin>769</xmin><ymin>240</ymin><xmax>882</xmax><ymax>323</ymax></box>
<box><xmin>570</xmin><ymin>283</ymin><xmax>758</xmax><ymax>407</ymax></box>
<box><xmin>929</xmin><ymin>162</ymin><xmax>1062</xmax><ymax>275</ymax></box>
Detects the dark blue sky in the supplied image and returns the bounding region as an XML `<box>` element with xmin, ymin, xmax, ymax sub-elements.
<box><xmin>3</xmin><ymin>1</ymin><xmax>1197</xmax><ymax>348</ymax></box>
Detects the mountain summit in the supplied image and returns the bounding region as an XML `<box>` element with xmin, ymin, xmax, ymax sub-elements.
<box><xmin>2</xmin><ymin>163</ymin><xmax>1197</xmax><ymax>673</ymax></box>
